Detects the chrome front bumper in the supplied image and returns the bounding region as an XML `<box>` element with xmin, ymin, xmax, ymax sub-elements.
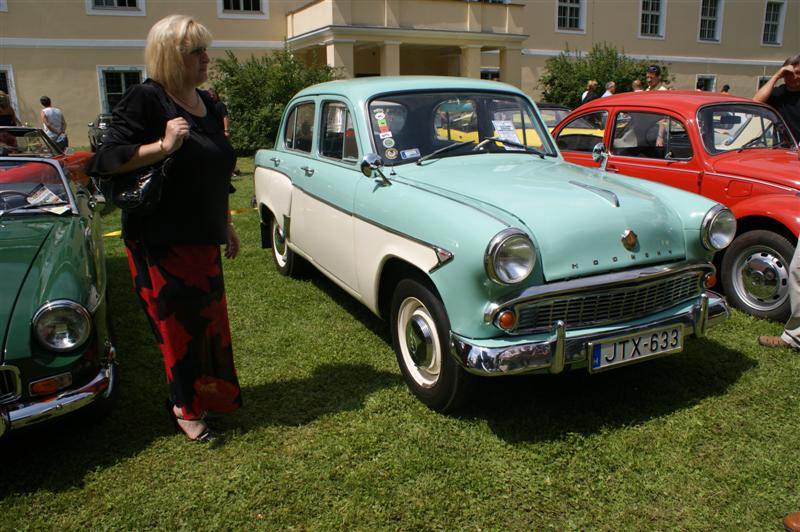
<box><xmin>451</xmin><ymin>293</ymin><xmax>728</xmax><ymax>376</ymax></box>
<box><xmin>0</xmin><ymin>351</ymin><xmax>117</xmax><ymax>438</ymax></box>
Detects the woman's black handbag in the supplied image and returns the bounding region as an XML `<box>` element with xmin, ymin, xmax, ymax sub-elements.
<box><xmin>96</xmin><ymin>80</ymin><xmax>180</xmax><ymax>213</ymax></box>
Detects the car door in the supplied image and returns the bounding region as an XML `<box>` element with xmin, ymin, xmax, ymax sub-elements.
<box><xmin>289</xmin><ymin>98</ymin><xmax>361</xmax><ymax>291</ymax></box>
<box><xmin>554</xmin><ymin>110</ymin><xmax>609</xmax><ymax>167</ymax></box>
<box><xmin>605</xmin><ymin>110</ymin><xmax>702</xmax><ymax>194</ymax></box>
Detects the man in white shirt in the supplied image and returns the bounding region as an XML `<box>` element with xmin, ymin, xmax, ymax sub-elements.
<box><xmin>645</xmin><ymin>65</ymin><xmax>668</xmax><ymax>91</ymax></box>
<box><xmin>40</xmin><ymin>96</ymin><xmax>68</xmax><ymax>150</ymax></box>
<box><xmin>601</xmin><ymin>81</ymin><xmax>616</xmax><ymax>97</ymax></box>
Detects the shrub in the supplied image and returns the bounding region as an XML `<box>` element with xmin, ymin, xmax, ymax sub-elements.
<box><xmin>210</xmin><ymin>47</ymin><xmax>339</xmax><ymax>153</ymax></box>
<box><xmin>539</xmin><ymin>43</ymin><xmax>671</xmax><ymax>108</ymax></box>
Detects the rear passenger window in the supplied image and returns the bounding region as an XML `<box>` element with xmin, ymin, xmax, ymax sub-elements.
<box><xmin>555</xmin><ymin>111</ymin><xmax>607</xmax><ymax>152</ymax></box>
<box><xmin>611</xmin><ymin>111</ymin><xmax>692</xmax><ymax>160</ymax></box>
<box><xmin>320</xmin><ymin>102</ymin><xmax>358</xmax><ymax>162</ymax></box>
<box><xmin>284</xmin><ymin>102</ymin><xmax>315</xmax><ymax>153</ymax></box>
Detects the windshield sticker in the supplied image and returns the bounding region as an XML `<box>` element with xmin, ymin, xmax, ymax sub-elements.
<box><xmin>379</xmin><ymin>132</ymin><xmax>393</xmax><ymax>139</ymax></box>
<box><xmin>372</xmin><ymin>108</ymin><xmax>384</xmax><ymax>115</ymax></box>
<box><xmin>400</xmin><ymin>148</ymin><xmax>421</xmax><ymax>160</ymax></box>
<box><xmin>491</xmin><ymin>120</ymin><xmax>524</xmax><ymax>150</ymax></box>
<box><xmin>384</xmin><ymin>148</ymin><xmax>399</xmax><ymax>160</ymax></box>
<box><xmin>374</xmin><ymin>112</ymin><xmax>386</xmax><ymax>120</ymax></box>
<box><xmin>382</xmin><ymin>138</ymin><xmax>395</xmax><ymax>148</ymax></box>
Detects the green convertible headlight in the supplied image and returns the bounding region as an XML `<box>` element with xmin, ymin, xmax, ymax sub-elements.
<box><xmin>701</xmin><ymin>205</ymin><xmax>737</xmax><ymax>251</ymax></box>
<box><xmin>485</xmin><ymin>229</ymin><xmax>536</xmax><ymax>285</ymax></box>
<box><xmin>32</xmin><ymin>300</ymin><xmax>92</xmax><ymax>352</ymax></box>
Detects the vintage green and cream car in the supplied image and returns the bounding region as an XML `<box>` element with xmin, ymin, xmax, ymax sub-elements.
<box><xmin>254</xmin><ymin>77</ymin><xmax>735</xmax><ymax>412</ymax></box>
<box><xmin>0</xmin><ymin>156</ymin><xmax>116</xmax><ymax>436</ymax></box>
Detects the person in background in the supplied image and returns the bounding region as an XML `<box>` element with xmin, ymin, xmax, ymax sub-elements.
<box><xmin>754</xmin><ymin>54</ymin><xmax>800</xmax><ymax>141</ymax></box>
<box><xmin>87</xmin><ymin>14</ymin><xmax>242</xmax><ymax>444</ymax></box>
<box><xmin>645</xmin><ymin>65</ymin><xmax>668</xmax><ymax>91</ymax></box>
<box><xmin>696</xmin><ymin>80</ymin><xmax>705</xmax><ymax>91</ymax></box>
<box><xmin>720</xmin><ymin>84</ymin><xmax>730</xmax><ymax>94</ymax></box>
<box><xmin>0</xmin><ymin>91</ymin><xmax>19</xmax><ymax>126</ymax></box>
<box><xmin>601</xmin><ymin>81</ymin><xmax>616</xmax><ymax>97</ymax></box>
<box><xmin>632</xmin><ymin>79</ymin><xmax>644</xmax><ymax>92</ymax></box>
<box><xmin>40</xmin><ymin>96</ymin><xmax>68</xmax><ymax>150</ymax></box>
<box><xmin>581</xmin><ymin>80</ymin><xmax>600</xmax><ymax>104</ymax></box>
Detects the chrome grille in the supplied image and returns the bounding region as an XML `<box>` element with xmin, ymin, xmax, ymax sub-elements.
<box><xmin>0</xmin><ymin>367</ymin><xmax>19</xmax><ymax>404</ymax></box>
<box><xmin>515</xmin><ymin>272</ymin><xmax>702</xmax><ymax>332</ymax></box>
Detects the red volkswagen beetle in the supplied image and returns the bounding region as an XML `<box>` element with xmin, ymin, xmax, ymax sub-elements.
<box><xmin>552</xmin><ymin>91</ymin><xmax>800</xmax><ymax>321</ymax></box>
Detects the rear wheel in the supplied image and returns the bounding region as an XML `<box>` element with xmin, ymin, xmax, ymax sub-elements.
<box><xmin>721</xmin><ymin>230</ymin><xmax>793</xmax><ymax>322</ymax></box>
<box><xmin>390</xmin><ymin>276</ymin><xmax>472</xmax><ymax>413</ymax></box>
<box><xmin>270</xmin><ymin>216</ymin><xmax>305</xmax><ymax>277</ymax></box>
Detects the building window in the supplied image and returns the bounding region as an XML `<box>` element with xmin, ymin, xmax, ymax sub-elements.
<box><xmin>640</xmin><ymin>0</ymin><xmax>666</xmax><ymax>38</ymax></box>
<box><xmin>481</xmin><ymin>68</ymin><xmax>500</xmax><ymax>81</ymax></box>
<box><xmin>86</xmin><ymin>0</ymin><xmax>145</xmax><ymax>16</ymax></box>
<box><xmin>696</xmin><ymin>75</ymin><xmax>716</xmax><ymax>92</ymax></box>
<box><xmin>698</xmin><ymin>0</ymin><xmax>722</xmax><ymax>42</ymax></box>
<box><xmin>99</xmin><ymin>67</ymin><xmax>143</xmax><ymax>112</ymax></box>
<box><xmin>557</xmin><ymin>0</ymin><xmax>585</xmax><ymax>32</ymax></box>
<box><xmin>0</xmin><ymin>65</ymin><xmax>17</xmax><ymax>112</ymax></box>
<box><xmin>757</xmin><ymin>76</ymin><xmax>772</xmax><ymax>89</ymax></box>
<box><xmin>0</xmin><ymin>1</ymin><xmax>7</xmax><ymax>12</ymax></box>
<box><xmin>762</xmin><ymin>0</ymin><xmax>785</xmax><ymax>45</ymax></box>
<box><xmin>218</xmin><ymin>0</ymin><xmax>269</xmax><ymax>19</ymax></box>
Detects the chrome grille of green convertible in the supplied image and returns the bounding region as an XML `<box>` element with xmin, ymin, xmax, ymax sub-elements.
<box><xmin>0</xmin><ymin>367</ymin><xmax>20</xmax><ymax>404</ymax></box>
<box><xmin>515</xmin><ymin>272</ymin><xmax>703</xmax><ymax>333</ymax></box>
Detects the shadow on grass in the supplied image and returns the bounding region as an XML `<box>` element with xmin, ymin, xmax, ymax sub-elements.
<box><xmin>459</xmin><ymin>339</ymin><xmax>756</xmax><ymax>443</ymax></box>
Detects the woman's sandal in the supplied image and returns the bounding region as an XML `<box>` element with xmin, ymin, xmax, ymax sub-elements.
<box><xmin>164</xmin><ymin>399</ymin><xmax>221</xmax><ymax>444</ymax></box>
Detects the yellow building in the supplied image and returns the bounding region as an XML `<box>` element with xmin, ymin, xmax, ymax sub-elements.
<box><xmin>0</xmin><ymin>0</ymin><xmax>796</xmax><ymax>146</ymax></box>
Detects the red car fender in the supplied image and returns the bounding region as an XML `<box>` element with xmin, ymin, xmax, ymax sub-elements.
<box><xmin>729</xmin><ymin>194</ymin><xmax>800</xmax><ymax>237</ymax></box>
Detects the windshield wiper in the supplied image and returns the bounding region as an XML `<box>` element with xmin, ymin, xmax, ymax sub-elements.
<box><xmin>0</xmin><ymin>200</ymin><xmax>70</xmax><ymax>221</ymax></box>
<box><xmin>475</xmin><ymin>136</ymin><xmax>546</xmax><ymax>159</ymax></box>
<box><xmin>417</xmin><ymin>139</ymin><xmax>476</xmax><ymax>165</ymax></box>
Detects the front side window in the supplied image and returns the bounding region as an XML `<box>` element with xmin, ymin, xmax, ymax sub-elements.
<box><xmin>320</xmin><ymin>102</ymin><xmax>358</xmax><ymax>162</ymax></box>
<box><xmin>762</xmin><ymin>0</ymin><xmax>785</xmax><ymax>45</ymax></box>
<box><xmin>101</xmin><ymin>68</ymin><xmax>142</xmax><ymax>112</ymax></box>
<box><xmin>640</xmin><ymin>0</ymin><xmax>665</xmax><ymax>38</ymax></box>
<box><xmin>367</xmin><ymin>91</ymin><xmax>555</xmax><ymax>165</ymax></box>
<box><xmin>611</xmin><ymin>111</ymin><xmax>691</xmax><ymax>160</ymax></box>
<box><xmin>284</xmin><ymin>102</ymin><xmax>315</xmax><ymax>153</ymax></box>
<box><xmin>557</xmin><ymin>0</ymin><xmax>584</xmax><ymax>32</ymax></box>
<box><xmin>555</xmin><ymin>111</ymin><xmax>607</xmax><ymax>152</ymax></box>
<box><xmin>699</xmin><ymin>0</ymin><xmax>721</xmax><ymax>41</ymax></box>
<box><xmin>697</xmin><ymin>104</ymin><xmax>796</xmax><ymax>154</ymax></box>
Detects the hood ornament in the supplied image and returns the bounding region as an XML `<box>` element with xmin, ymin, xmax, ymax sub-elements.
<box><xmin>621</xmin><ymin>229</ymin><xmax>638</xmax><ymax>251</ymax></box>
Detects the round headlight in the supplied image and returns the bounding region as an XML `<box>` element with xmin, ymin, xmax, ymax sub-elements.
<box><xmin>701</xmin><ymin>205</ymin><xmax>737</xmax><ymax>251</ymax></box>
<box><xmin>485</xmin><ymin>229</ymin><xmax>536</xmax><ymax>285</ymax></box>
<box><xmin>32</xmin><ymin>300</ymin><xmax>92</xmax><ymax>352</ymax></box>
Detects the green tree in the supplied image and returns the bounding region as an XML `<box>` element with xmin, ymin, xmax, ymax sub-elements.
<box><xmin>539</xmin><ymin>43</ymin><xmax>670</xmax><ymax>108</ymax></box>
<box><xmin>210</xmin><ymin>46</ymin><xmax>339</xmax><ymax>153</ymax></box>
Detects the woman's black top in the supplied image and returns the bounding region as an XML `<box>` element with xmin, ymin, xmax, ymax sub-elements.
<box><xmin>87</xmin><ymin>80</ymin><xmax>236</xmax><ymax>245</ymax></box>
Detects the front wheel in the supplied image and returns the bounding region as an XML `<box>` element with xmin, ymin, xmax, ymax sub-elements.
<box><xmin>721</xmin><ymin>229</ymin><xmax>794</xmax><ymax>322</ymax></box>
<box><xmin>390</xmin><ymin>277</ymin><xmax>472</xmax><ymax>413</ymax></box>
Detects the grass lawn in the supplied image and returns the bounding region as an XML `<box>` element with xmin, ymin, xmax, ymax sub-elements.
<box><xmin>1</xmin><ymin>156</ymin><xmax>798</xmax><ymax>530</ymax></box>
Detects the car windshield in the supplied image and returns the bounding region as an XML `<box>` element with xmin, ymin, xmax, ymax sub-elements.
<box><xmin>0</xmin><ymin>128</ymin><xmax>61</xmax><ymax>157</ymax></box>
<box><xmin>0</xmin><ymin>160</ymin><xmax>70</xmax><ymax>215</ymax></box>
<box><xmin>697</xmin><ymin>104</ymin><xmax>797</xmax><ymax>154</ymax></box>
<box><xmin>368</xmin><ymin>91</ymin><xmax>556</xmax><ymax>165</ymax></box>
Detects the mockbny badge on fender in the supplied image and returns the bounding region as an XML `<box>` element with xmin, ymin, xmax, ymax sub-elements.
<box><xmin>621</xmin><ymin>229</ymin><xmax>638</xmax><ymax>251</ymax></box>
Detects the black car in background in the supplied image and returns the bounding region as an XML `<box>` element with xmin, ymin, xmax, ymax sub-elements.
<box><xmin>87</xmin><ymin>114</ymin><xmax>113</xmax><ymax>152</ymax></box>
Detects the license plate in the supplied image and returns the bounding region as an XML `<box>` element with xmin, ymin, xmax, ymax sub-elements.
<box><xmin>589</xmin><ymin>325</ymin><xmax>683</xmax><ymax>372</ymax></box>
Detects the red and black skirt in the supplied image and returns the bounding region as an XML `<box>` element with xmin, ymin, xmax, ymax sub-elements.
<box><xmin>125</xmin><ymin>240</ymin><xmax>242</xmax><ymax>420</ymax></box>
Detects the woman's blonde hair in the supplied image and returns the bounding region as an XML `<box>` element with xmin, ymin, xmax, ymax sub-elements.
<box><xmin>145</xmin><ymin>14</ymin><xmax>212</xmax><ymax>93</ymax></box>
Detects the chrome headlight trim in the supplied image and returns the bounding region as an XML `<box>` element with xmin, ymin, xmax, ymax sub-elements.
<box><xmin>32</xmin><ymin>299</ymin><xmax>92</xmax><ymax>352</ymax></box>
<box><xmin>485</xmin><ymin>228</ymin><xmax>536</xmax><ymax>285</ymax></box>
<box><xmin>701</xmin><ymin>205</ymin><xmax>737</xmax><ymax>251</ymax></box>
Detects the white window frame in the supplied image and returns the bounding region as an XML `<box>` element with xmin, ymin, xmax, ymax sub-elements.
<box><xmin>638</xmin><ymin>0</ymin><xmax>667</xmax><ymax>40</ymax></box>
<box><xmin>697</xmin><ymin>0</ymin><xmax>724</xmax><ymax>44</ymax></box>
<box><xmin>555</xmin><ymin>0</ymin><xmax>586</xmax><ymax>34</ymax></box>
<box><xmin>756</xmin><ymin>75</ymin><xmax>772</xmax><ymax>90</ymax></box>
<box><xmin>217</xmin><ymin>0</ymin><xmax>269</xmax><ymax>20</ymax></box>
<box><xmin>695</xmin><ymin>74</ymin><xmax>717</xmax><ymax>92</ymax></box>
<box><xmin>86</xmin><ymin>0</ymin><xmax>146</xmax><ymax>17</ymax></box>
<box><xmin>0</xmin><ymin>1</ymin><xmax>8</xmax><ymax>13</ymax></box>
<box><xmin>761</xmin><ymin>0</ymin><xmax>786</xmax><ymax>46</ymax></box>
<box><xmin>0</xmin><ymin>64</ymin><xmax>18</xmax><ymax>116</ymax></box>
<box><xmin>97</xmin><ymin>65</ymin><xmax>146</xmax><ymax>113</ymax></box>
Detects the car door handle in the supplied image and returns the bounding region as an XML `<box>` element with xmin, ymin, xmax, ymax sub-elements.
<box><xmin>300</xmin><ymin>166</ymin><xmax>315</xmax><ymax>177</ymax></box>
<box><xmin>270</xmin><ymin>157</ymin><xmax>281</xmax><ymax>167</ymax></box>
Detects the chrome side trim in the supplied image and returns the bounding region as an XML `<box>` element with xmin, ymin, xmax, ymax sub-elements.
<box><xmin>569</xmin><ymin>181</ymin><xmax>620</xmax><ymax>207</ymax></box>
<box><xmin>453</xmin><ymin>292</ymin><xmax>728</xmax><ymax>376</ymax></box>
<box><xmin>703</xmin><ymin>173</ymin><xmax>797</xmax><ymax>194</ymax></box>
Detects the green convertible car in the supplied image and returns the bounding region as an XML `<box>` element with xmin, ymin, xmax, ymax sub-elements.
<box><xmin>255</xmin><ymin>76</ymin><xmax>736</xmax><ymax>412</ymax></box>
<box><xmin>0</xmin><ymin>156</ymin><xmax>116</xmax><ymax>437</ymax></box>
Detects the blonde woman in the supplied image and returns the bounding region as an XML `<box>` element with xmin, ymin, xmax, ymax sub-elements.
<box><xmin>88</xmin><ymin>15</ymin><xmax>241</xmax><ymax>443</ymax></box>
<box><xmin>0</xmin><ymin>91</ymin><xmax>19</xmax><ymax>126</ymax></box>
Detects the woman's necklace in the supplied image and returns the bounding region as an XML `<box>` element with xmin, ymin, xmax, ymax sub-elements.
<box><xmin>170</xmin><ymin>90</ymin><xmax>201</xmax><ymax>110</ymax></box>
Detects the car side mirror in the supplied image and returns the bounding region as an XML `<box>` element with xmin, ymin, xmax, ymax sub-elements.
<box><xmin>361</xmin><ymin>153</ymin><xmax>391</xmax><ymax>186</ymax></box>
<box><xmin>592</xmin><ymin>143</ymin><xmax>609</xmax><ymax>172</ymax></box>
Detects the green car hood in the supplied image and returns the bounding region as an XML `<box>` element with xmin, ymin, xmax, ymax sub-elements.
<box><xmin>394</xmin><ymin>155</ymin><xmax>687</xmax><ymax>281</ymax></box>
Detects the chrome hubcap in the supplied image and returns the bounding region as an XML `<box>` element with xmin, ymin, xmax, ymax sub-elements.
<box><xmin>406</xmin><ymin>315</ymin><xmax>434</xmax><ymax>367</ymax></box>
<box><xmin>733</xmin><ymin>247</ymin><xmax>789</xmax><ymax>311</ymax></box>
<box><xmin>397</xmin><ymin>297</ymin><xmax>440</xmax><ymax>388</ymax></box>
<box><xmin>272</xmin><ymin>221</ymin><xmax>287</xmax><ymax>262</ymax></box>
